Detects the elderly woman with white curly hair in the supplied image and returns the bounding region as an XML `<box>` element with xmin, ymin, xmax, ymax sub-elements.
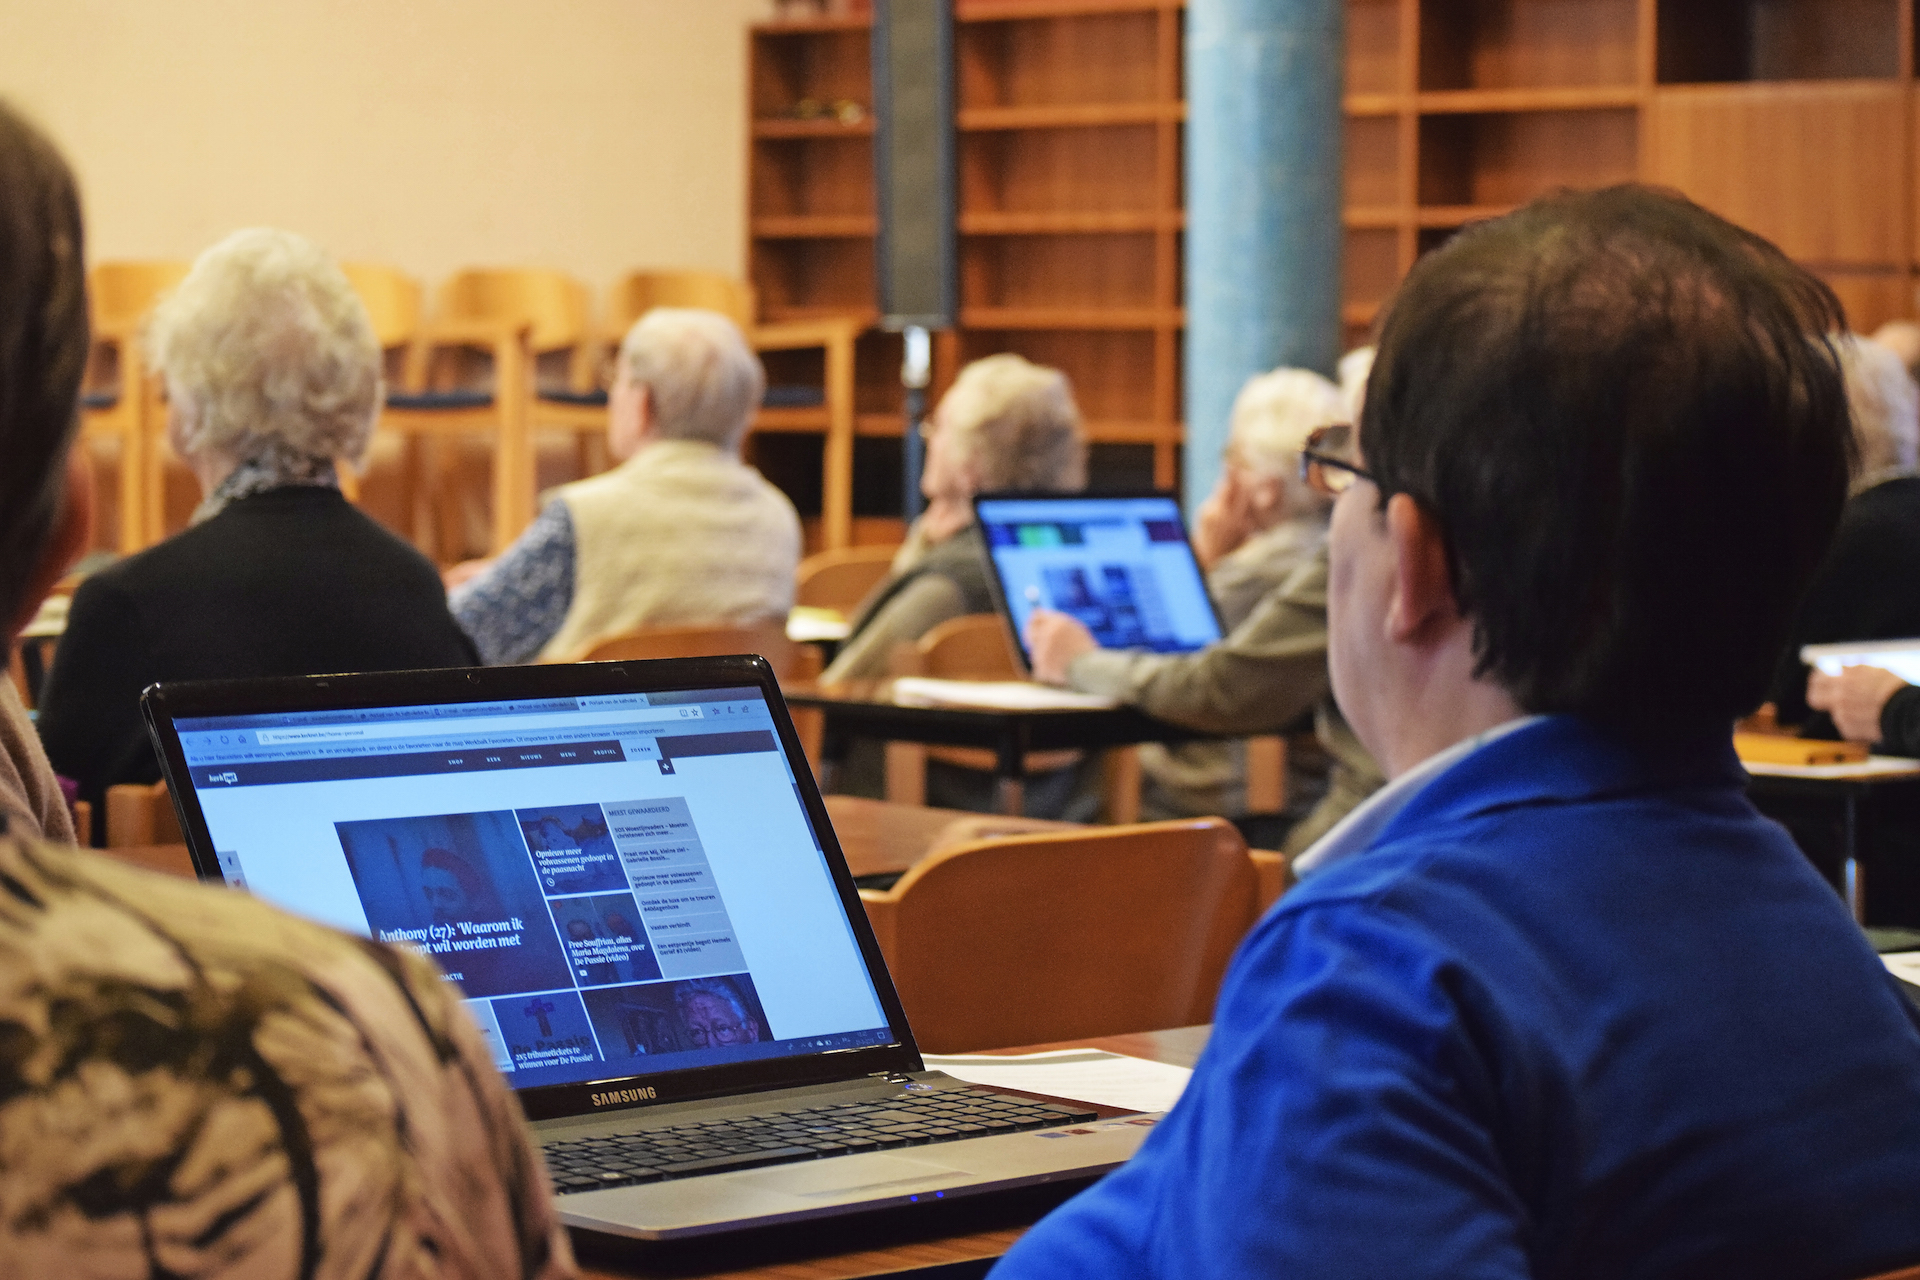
<box><xmin>39</xmin><ymin>228</ymin><xmax>476</xmax><ymax>819</ymax></box>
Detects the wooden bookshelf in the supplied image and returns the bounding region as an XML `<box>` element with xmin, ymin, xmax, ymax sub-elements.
<box><xmin>753</xmin><ymin>0</ymin><xmax>1920</xmax><ymax>541</ymax></box>
<box><xmin>1345</xmin><ymin>0</ymin><xmax>1920</xmax><ymax>348</ymax></box>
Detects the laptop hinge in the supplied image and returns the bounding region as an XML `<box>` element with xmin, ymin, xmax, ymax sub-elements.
<box><xmin>870</xmin><ymin>1071</ymin><xmax>916</xmax><ymax>1084</ymax></box>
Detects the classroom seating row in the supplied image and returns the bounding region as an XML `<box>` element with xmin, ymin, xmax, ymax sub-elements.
<box><xmin>79</xmin><ymin>261</ymin><xmax>863</xmax><ymax>563</ymax></box>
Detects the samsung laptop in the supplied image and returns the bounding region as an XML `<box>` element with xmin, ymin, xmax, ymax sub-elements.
<box><xmin>974</xmin><ymin>492</ymin><xmax>1224</xmax><ymax>671</ymax></box>
<box><xmin>141</xmin><ymin>657</ymin><xmax>1157</xmax><ymax>1242</ymax></box>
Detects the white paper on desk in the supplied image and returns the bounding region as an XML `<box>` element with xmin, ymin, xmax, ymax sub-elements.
<box><xmin>922</xmin><ymin>1049</ymin><xmax>1191</xmax><ymax>1114</ymax></box>
<box><xmin>891</xmin><ymin>677</ymin><xmax>1119</xmax><ymax>712</ymax></box>
<box><xmin>786</xmin><ymin>608</ymin><xmax>851</xmax><ymax>643</ymax></box>
<box><xmin>1742</xmin><ymin>755</ymin><xmax>1920</xmax><ymax>779</ymax></box>
<box><xmin>1883</xmin><ymin>951</ymin><xmax>1920</xmax><ymax>985</ymax></box>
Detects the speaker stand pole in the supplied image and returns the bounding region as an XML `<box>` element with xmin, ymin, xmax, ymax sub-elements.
<box><xmin>900</xmin><ymin>324</ymin><xmax>931</xmax><ymax>524</ymax></box>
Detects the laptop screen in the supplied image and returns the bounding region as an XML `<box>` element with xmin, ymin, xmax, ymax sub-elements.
<box><xmin>166</xmin><ymin>683</ymin><xmax>894</xmax><ymax>1092</ymax></box>
<box><xmin>975</xmin><ymin>493</ymin><xmax>1223</xmax><ymax>664</ymax></box>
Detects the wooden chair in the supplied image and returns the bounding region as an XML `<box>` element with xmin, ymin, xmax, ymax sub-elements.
<box><xmin>859</xmin><ymin>817</ymin><xmax>1257</xmax><ymax>1051</ymax></box>
<box><xmin>796</xmin><ymin>543</ymin><xmax>900</xmax><ymax>613</ymax></box>
<box><xmin>883</xmin><ymin>613</ymin><xmax>1140</xmax><ymax>821</ymax></box>
<box><xmin>81</xmin><ymin>261</ymin><xmax>189</xmax><ymax>552</ymax></box>
<box><xmin>103</xmin><ymin>778</ymin><xmax>183</xmax><ymax>847</ymax></box>
<box><xmin>371</xmin><ymin>267</ymin><xmax>588</xmax><ymax>560</ymax></box>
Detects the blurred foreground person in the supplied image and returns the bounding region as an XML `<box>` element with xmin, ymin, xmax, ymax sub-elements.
<box><xmin>0</xmin><ymin>100</ymin><xmax>573</xmax><ymax>1279</ymax></box>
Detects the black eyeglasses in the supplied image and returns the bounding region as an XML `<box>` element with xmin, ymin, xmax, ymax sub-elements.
<box><xmin>1300</xmin><ymin>424</ymin><xmax>1375</xmax><ymax>497</ymax></box>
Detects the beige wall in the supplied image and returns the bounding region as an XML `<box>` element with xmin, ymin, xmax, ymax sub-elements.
<box><xmin>0</xmin><ymin>0</ymin><xmax>773</xmax><ymax>295</ymax></box>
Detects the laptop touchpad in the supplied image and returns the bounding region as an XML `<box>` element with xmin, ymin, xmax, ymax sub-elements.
<box><xmin>739</xmin><ymin>1156</ymin><xmax>976</xmax><ymax>1199</ymax></box>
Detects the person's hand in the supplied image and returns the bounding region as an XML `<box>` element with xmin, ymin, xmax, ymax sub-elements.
<box><xmin>1806</xmin><ymin>664</ymin><xmax>1911</xmax><ymax>742</ymax></box>
<box><xmin>442</xmin><ymin>557</ymin><xmax>495</xmax><ymax>591</ymax></box>
<box><xmin>1193</xmin><ymin>473</ymin><xmax>1254</xmax><ymax>570</ymax></box>
<box><xmin>1024</xmin><ymin>610</ymin><xmax>1099</xmax><ymax>685</ymax></box>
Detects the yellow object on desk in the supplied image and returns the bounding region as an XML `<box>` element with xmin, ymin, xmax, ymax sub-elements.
<box><xmin>1733</xmin><ymin>732</ymin><xmax>1869</xmax><ymax>766</ymax></box>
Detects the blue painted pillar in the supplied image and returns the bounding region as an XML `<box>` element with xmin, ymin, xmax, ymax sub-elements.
<box><xmin>1184</xmin><ymin>0</ymin><xmax>1344</xmax><ymax>514</ymax></box>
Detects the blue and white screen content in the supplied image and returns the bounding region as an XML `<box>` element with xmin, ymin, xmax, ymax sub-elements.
<box><xmin>979</xmin><ymin>496</ymin><xmax>1222</xmax><ymax>654</ymax></box>
<box><xmin>172</xmin><ymin>688</ymin><xmax>892</xmax><ymax>1089</ymax></box>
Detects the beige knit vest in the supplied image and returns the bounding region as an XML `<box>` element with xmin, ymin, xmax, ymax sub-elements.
<box><xmin>538</xmin><ymin>439</ymin><xmax>802</xmax><ymax>661</ymax></box>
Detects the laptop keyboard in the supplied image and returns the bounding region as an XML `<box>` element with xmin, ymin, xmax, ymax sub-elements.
<box><xmin>543</xmin><ymin>1089</ymin><xmax>1100</xmax><ymax>1193</ymax></box>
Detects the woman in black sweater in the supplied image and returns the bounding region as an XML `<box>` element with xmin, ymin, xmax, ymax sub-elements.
<box><xmin>38</xmin><ymin>229</ymin><xmax>475</xmax><ymax>821</ymax></box>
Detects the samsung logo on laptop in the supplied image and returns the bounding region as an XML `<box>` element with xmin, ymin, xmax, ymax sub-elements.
<box><xmin>590</xmin><ymin>1086</ymin><xmax>658</xmax><ymax>1107</ymax></box>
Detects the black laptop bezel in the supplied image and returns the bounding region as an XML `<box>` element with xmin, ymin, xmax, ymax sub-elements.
<box><xmin>140</xmin><ymin>655</ymin><xmax>925</xmax><ymax>1122</ymax></box>
<box><xmin>971</xmin><ymin>489</ymin><xmax>1226</xmax><ymax>671</ymax></box>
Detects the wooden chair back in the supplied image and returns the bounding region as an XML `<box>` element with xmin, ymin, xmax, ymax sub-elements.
<box><xmin>913</xmin><ymin>612</ymin><xmax>1021</xmax><ymax>677</ymax></box>
<box><xmin>341</xmin><ymin>261</ymin><xmax>423</xmax><ymax>355</ymax></box>
<box><xmin>609</xmin><ymin>270</ymin><xmax>756</xmax><ymax>332</ymax></box>
<box><xmin>566</xmin><ymin>621</ymin><xmax>823</xmax><ymax>684</ymax></box>
<box><xmin>105</xmin><ymin>779</ymin><xmax>183</xmax><ymax>847</ymax></box>
<box><xmin>1857</xmin><ymin>1267</ymin><xmax>1920</xmax><ymax>1280</ymax></box>
<box><xmin>860</xmin><ymin>817</ymin><xmax>1256</xmax><ymax>1051</ymax></box>
<box><xmin>795</xmin><ymin>544</ymin><xmax>899</xmax><ymax>612</ymax></box>
<box><xmin>435</xmin><ymin>267</ymin><xmax>592</xmax><ymax>358</ymax></box>
<box><xmin>89</xmin><ymin>261</ymin><xmax>190</xmax><ymax>335</ymax></box>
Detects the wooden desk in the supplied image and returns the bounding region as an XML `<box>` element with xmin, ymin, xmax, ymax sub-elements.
<box><xmin>793</xmin><ymin>680</ymin><xmax>1207</xmax><ymax>814</ymax></box>
<box><xmin>1745</xmin><ymin>757</ymin><xmax>1920</xmax><ymax>923</ymax></box>
<box><xmin>577</xmin><ymin>1026</ymin><xmax>1209</xmax><ymax>1280</ymax></box>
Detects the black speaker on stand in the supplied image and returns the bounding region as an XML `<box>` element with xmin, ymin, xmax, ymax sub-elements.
<box><xmin>872</xmin><ymin>0</ymin><xmax>955</xmax><ymax>524</ymax></box>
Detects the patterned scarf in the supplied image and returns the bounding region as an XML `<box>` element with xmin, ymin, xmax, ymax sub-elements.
<box><xmin>191</xmin><ymin>437</ymin><xmax>340</xmax><ymax>525</ymax></box>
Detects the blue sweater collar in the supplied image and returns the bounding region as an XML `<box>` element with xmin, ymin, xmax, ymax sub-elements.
<box><xmin>1369</xmin><ymin>715</ymin><xmax>1748</xmax><ymax>853</ymax></box>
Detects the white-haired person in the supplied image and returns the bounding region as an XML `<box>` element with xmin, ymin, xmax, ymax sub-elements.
<box><xmin>39</xmin><ymin>227</ymin><xmax>476</xmax><ymax>823</ymax></box>
<box><xmin>449</xmin><ymin>308</ymin><xmax>801</xmax><ymax>664</ymax></box>
<box><xmin>1025</xmin><ymin>365</ymin><xmax>1383</xmax><ymax>853</ymax></box>
<box><xmin>822</xmin><ymin>352</ymin><xmax>1086</xmax><ymax>682</ymax></box>
<box><xmin>1770</xmin><ymin>331</ymin><xmax>1920</xmax><ymax>736</ymax></box>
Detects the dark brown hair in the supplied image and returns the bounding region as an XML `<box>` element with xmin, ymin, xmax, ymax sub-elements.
<box><xmin>1361</xmin><ymin>184</ymin><xmax>1853</xmax><ymax>733</ymax></box>
<box><xmin>0</xmin><ymin>101</ymin><xmax>87</xmax><ymax>627</ymax></box>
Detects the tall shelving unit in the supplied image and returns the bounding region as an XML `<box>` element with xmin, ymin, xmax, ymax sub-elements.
<box><xmin>753</xmin><ymin>0</ymin><xmax>1918</xmax><ymax>546</ymax></box>
<box><xmin>1342</xmin><ymin>0</ymin><xmax>1918</xmax><ymax>347</ymax></box>
<box><xmin>749</xmin><ymin>0</ymin><xmax>1183</xmax><ymax>548</ymax></box>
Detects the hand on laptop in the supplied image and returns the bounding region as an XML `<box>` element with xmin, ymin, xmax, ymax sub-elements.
<box><xmin>1024</xmin><ymin>610</ymin><xmax>1098</xmax><ymax>685</ymax></box>
<box><xmin>1807</xmin><ymin>664</ymin><xmax>1909</xmax><ymax>742</ymax></box>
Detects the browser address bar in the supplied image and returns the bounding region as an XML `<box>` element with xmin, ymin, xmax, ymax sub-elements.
<box><xmin>254</xmin><ymin>705</ymin><xmax>703</xmax><ymax>745</ymax></box>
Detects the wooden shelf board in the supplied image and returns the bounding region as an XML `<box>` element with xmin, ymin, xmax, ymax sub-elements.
<box><xmin>1346</xmin><ymin>93</ymin><xmax>1404</xmax><ymax>117</ymax></box>
<box><xmin>1416</xmin><ymin>86</ymin><xmax>1643</xmax><ymax>115</ymax></box>
<box><xmin>1343</xmin><ymin>302</ymin><xmax>1382</xmax><ymax>327</ymax></box>
<box><xmin>752</xmin><ymin>118</ymin><xmax>875</xmax><ymax>139</ymax></box>
<box><xmin>857</xmin><ymin>413</ymin><xmax>906</xmax><ymax>437</ymax></box>
<box><xmin>960</xmin><ymin>210</ymin><xmax>1182</xmax><ymax>234</ymax></box>
<box><xmin>1344</xmin><ymin>206</ymin><xmax>1403</xmax><ymax>230</ymax></box>
<box><xmin>959</xmin><ymin>0</ymin><xmax>1181</xmax><ymax>19</ymax></box>
<box><xmin>960</xmin><ymin>102</ymin><xmax>1184</xmax><ymax>130</ymax></box>
<box><xmin>752</xmin><ymin>16</ymin><xmax>872</xmax><ymax>34</ymax></box>
<box><xmin>1417</xmin><ymin>205</ymin><xmax>1517</xmax><ymax>229</ymax></box>
<box><xmin>762</xmin><ymin>304</ymin><xmax>880</xmax><ymax>326</ymax></box>
<box><xmin>961</xmin><ymin>306</ymin><xmax>1183</xmax><ymax>330</ymax></box>
<box><xmin>1082</xmin><ymin>418</ymin><xmax>1179</xmax><ymax>443</ymax></box>
<box><xmin>754</xmin><ymin>406</ymin><xmax>834</xmax><ymax>432</ymax></box>
<box><xmin>752</xmin><ymin>215</ymin><xmax>878</xmax><ymax>238</ymax></box>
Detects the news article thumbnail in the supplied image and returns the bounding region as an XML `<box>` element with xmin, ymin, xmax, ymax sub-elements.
<box><xmin>581</xmin><ymin>974</ymin><xmax>771</xmax><ymax>1063</ymax></box>
<box><xmin>604</xmin><ymin>797</ymin><xmax>748</xmax><ymax>977</ymax></box>
<box><xmin>516</xmin><ymin>803</ymin><xmax>625</xmax><ymax>895</ymax></box>
<box><xmin>547</xmin><ymin>891</ymin><xmax>662</xmax><ymax>987</ymax></box>
<box><xmin>488</xmin><ymin>989</ymin><xmax>599</xmax><ymax>1073</ymax></box>
<box><xmin>337</xmin><ymin>809</ymin><xmax>573</xmax><ymax>998</ymax></box>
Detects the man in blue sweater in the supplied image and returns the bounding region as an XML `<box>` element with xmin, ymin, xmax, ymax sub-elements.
<box><xmin>994</xmin><ymin>187</ymin><xmax>1920</xmax><ymax>1278</ymax></box>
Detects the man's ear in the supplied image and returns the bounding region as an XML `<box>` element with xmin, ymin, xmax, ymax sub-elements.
<box><xmin>1383</xmin><ymin>491</ymin><xmax>1457</xmax><ymax>644</ymax></box>
<box><xmin>9</xmin><ymin>446</ymin><xmax>93</xmax><ymax>641</ymax></box>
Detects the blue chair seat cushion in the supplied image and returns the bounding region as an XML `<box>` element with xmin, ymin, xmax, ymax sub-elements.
<box><xmin>386</xmin><ymin>389</ymin><xmax>495</xmax><ymax>411</ymax></box>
